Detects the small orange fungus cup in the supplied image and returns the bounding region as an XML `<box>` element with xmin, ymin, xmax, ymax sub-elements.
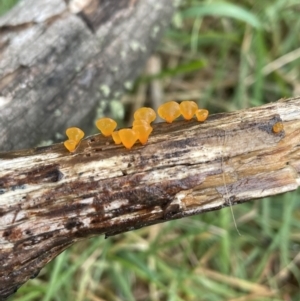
<box><xmin>195</xmin><ymin>109</ymin><xmax>209</xmax><ymax>122</ymax></box>
<box><xmin>134</xmin><ymin>107</ymin><xmax>156</xmax><ymax>124</ymax></box>
<box><xmin>118</xmin><ymin>129</ymin><xmax>138</xmax><ymax>149</ymax></box>
<box><xmin>66</xmin><ymin>127</ymin><xmax>84</xmax><ymax>142</ymax></box>
<box><xmin>157</xmin><ymin>101</ymin><xmax>181</xmax><ymax>123</ymax></box>
<box><xmin>96</xmin><ymin>118</ymin><xmax>117</xmax><ymax>137</ymax></box>
<box><xmin>112</xmin><ymin>131</ymin><xmax>122</xmax><ymax>144</ymax></box>
<box><xmin>272</xmin><ymin>122</ymin><xmax>284</xmax><ymax>133</ymax></box>
<box><xmin>64</xmin><ymin>127</ymin><xmax>85</xmax><ymax>152</ymax></box>
<box><xmin>179</xmin><ymin>101</ymin><xmax>198</xmax><ymax>120</ymax></box>
<box><xmin>133</xmin><ymin>124</ymin><xmax>153</xmax><ymax>145</ymax></box>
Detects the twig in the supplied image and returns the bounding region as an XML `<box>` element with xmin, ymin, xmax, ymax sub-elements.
<box><xmin>1</xmin><ymin>97</ymin><xmax>300</xmax><ymax>299</ymax></box>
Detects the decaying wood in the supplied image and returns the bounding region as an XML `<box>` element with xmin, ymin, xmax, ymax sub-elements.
<box><xmin>0</xmin><ymin>0</ymin><xmax>177</xmax><ymax>152</ymax></box>
<box><xmin>1</xmin><ymin>96</ymin><xmax>300</xmax><ymax>299</ymax></box>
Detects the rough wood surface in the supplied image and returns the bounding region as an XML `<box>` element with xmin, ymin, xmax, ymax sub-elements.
<box><xmin>1</xmin><ymin>96</ymin><xmax>300</xmax><ymax>299</ymax></box>
<box><xmin>0</xmin><ymin>0</ymin><xmax>177</xmax><ymax>152</ymax></box>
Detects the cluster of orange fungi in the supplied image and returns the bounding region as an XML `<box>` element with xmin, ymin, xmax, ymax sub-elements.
<box><xmin>63</xmin><ymin>127</ymin><xmax>85</xmax><ymax>152</ymax></box>
<box><xmin>63</xmin><ymin>101</ymin><xmax>209</xmax><ymax>152</ymax></box>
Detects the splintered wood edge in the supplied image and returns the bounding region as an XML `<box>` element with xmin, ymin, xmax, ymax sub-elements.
<box><xmin>1</xmin><ymin>96</ymin><xmax>300</xmax><ymax>298</ymax></box>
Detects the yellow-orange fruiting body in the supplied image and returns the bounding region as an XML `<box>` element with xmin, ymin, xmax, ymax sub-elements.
<box><xmin>118</xmin><ymin>129</ymin><xmax>138</xmax><ymax>149</ymax></box>
<box><xmin>112</xmin><ymin>131</ymin><xmax>122</xmax><ymax>144</ymax></box>
<box><xmin>195</xmin><ymin>109</ymin><xmax>209</xmax><ymax>122</ymax></box>
<box><xmin>96</xmin><ymin>118</ymin><xmax>117</xmax><ymax>137</ymax></box>
<box><xmin>134</xmin><ymin>107</ymin><xmax>156</xmax><ymax>123</ymax></box>
<box><xmin>272</xmin><ymin>122</ymin><xmax>284</xmax><ymax>133</ymax></box>
<box><xmin>66</xmin><ymin>127</ymin><xmax>84</xmax><ymax>142</ymax></box>
<box><xmin>133</xmin><ymin>124</ymin><xmax>153</xmax><ymax>145</ymax></box>
<box><xmin>132</xmin><ymin>119</ymin><xmax>150</xmax><ymax>127</ymax></box>
<box><xmin>179</xmin><ymin>101</ymin><xmax>198</xmax><ymax>120</ymax></box>
<box><xmin>157</xmin><ymin>101</ymin><xmax>181</xmax><ymax>123</ymax></box>
<box><xmin>64</xmin><ymin>140</ymin><xmax>78</xmax><ymax>152</ymax></box>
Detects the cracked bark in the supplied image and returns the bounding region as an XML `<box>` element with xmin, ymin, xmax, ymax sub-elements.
<box><xmin>1</xmin><ymin>97</ymin><xmax>300</xmax><ymax>299</ymax></box>
<box><xmin>0</xmin><ymin>0</ymin><xmax>177</xmax><ymax>152</ymax></box>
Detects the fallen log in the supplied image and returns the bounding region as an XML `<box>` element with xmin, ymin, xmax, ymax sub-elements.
<box><xmin>1</xmin><ymin>96</ymin><xmax>300</xmax><ymax>299</ymax></box>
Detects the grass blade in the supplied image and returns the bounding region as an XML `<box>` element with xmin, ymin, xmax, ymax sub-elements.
<box><xmin>182</xmin><ymin>3</ymin><xmax>262</xmax><ymax>29</ymax></box>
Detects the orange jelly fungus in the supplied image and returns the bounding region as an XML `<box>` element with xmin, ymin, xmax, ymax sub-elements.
<box><xmin>132</xmin><ymin>119</ymin><xmax>150</xmax><ymax>127</ymax></box>
<box><xmin>272</xmin><ymin>122</ymin><xmax>284</xmax><ymax>133</ymax></box>
<box><xmin>157</xmin><ymin>101</ymin><xmax>181</xmax><ymax>123</ymax></box>
<box><xmin>64</xmin><ymin>140</ymin><xmax>78</xmax><ymax>152</ymax></box>
<box><xmin>133</xmin><ymin>124</ymin><xmax>153</xmax><ymax>145</ymax></box>
<box><xmin>66</xmin><ymin>127</ymin><xmax>84</xmax><ymax>142</ymax></box>
<box><xmin>195</xmin><ymin>109</ymin><xmax>209</xmax><ymax>122</ymax></box>
<box><xmin>96</xmin><ymin>118</ymin><xmax>117</xmax><ymax>137</ymax></box>
<box><xmin>134</xmin><ymin>107</ymin><xmax>156</xmax><ymax>123</ymax></box>
<box><xmin>179</xmin><ymin>101</ymin><xmax>198</xmax><ymax>120</ymax></box>
<box><xmin>112</xmin><ymin>131</ymin><xmax>122</xmax><ymax>144</ymax></box>
<box><xmin>118</xmin><ymin>129</ymin><xmax>138</xmax><ymax>149</ymax></box>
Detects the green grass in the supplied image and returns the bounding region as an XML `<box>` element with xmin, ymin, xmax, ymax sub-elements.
<box><xmin>0</xmin><ymin>0</ymin><xmax>19</xmax><ymax>16</ymax></box>
<box><xmin>5</xmin><ymin>0</ymin><xmax>300</xmax><ymax>300</ymax></box>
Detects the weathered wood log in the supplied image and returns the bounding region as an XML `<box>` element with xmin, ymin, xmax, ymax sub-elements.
<box><xmin>1</xmin><ymin>96</ymin><xmax>300</xmax><ymax>299</ymax></box>
<box><xmin>0</xmin><ymin>0</ymin><xmax>177</xmax><ymax>152</ymax></box>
